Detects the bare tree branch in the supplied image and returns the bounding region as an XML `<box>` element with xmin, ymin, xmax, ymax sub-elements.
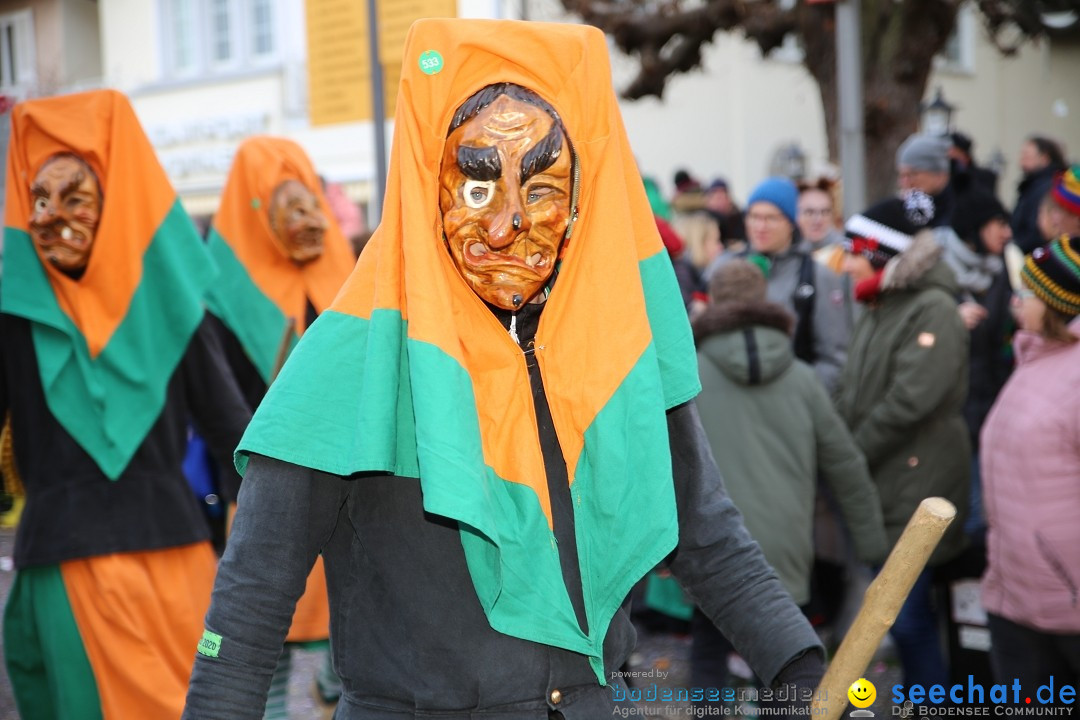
<box><xmin>973</xmin><ymin>0</ymin><xmax>1048</xmax><ymax>53</ymax></box>
<box><xmin>560</xmin><ymin>0</ymin><xmax>1055</xmax><ymax>198</ymax></box>
<box><xmin>559</xmin><ymin>0</ymin><xmax>797</xmax><ymax>99</ymax></box>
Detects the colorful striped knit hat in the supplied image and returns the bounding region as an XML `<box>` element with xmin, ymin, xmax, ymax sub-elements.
<box><xmin>1021</xmin><ymin>235</ymin><xmax>1080</xmax><ymax>318</ymax></box>
<box><xmin>1051</xmin><ymin>165</ymin><xmax>1080</xmax><ymax>217</ymax></box>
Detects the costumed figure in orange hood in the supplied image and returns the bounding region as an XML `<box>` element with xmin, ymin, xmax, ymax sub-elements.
<box><xmin>184</xmin><ymin>20</ymin><xmax>823</xmax><ymax>719</ymax></box>
<box><xmin>204</xmin><ymin>135</ymin><xmax>355</xmax><ymax>718</ymax></box>
<box><xmin>0</xmin><ymin>90</ymin><xmax>252</xmax><ymax>719</ymax></box>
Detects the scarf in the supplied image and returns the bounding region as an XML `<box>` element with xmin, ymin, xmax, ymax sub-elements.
<box><xmin>854</xmin><ymin>269</ymin><xmax>886</xmax><ymax>304</ymax></box>
<box><xmin>0</xmin><ymin>89</ymin><xmax>214</xmax><ymax>479</ymax></box>
<box><xmin>206</xmin><ymin>136</ymin><xmax>355</xmax><ymax>382</ymax></box>
<box><xmin>235</xmin><ymin>18</ymin><xmax>699</xmax><ymax>680</ymax></box>
<box><xmin>940</xmin><ymin>230</ymin><xmax>1003</xmax><ymax>295</ymax></box>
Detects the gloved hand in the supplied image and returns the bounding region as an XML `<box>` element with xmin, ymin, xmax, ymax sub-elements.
<box><xmin>766</xmin><ymin>647</ymin><xmax>827</xmax><ymax>720</ymax></box>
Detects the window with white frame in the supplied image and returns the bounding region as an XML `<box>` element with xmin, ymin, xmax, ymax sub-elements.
<box><xmin>164</xmin><ymin>0</ymin><xmax>199</xmax><ymax>76</ymax></box>
<box><xmin>209</xmin><ymin>0</ymin><xmax>235</xmax><ymax>65</ymax></box>
<box><xmin>0</xmin><ymin>9</ymin><xmax>36</xmax><ymax>94</ymax></box>
<box><xmin>160</xmin><ymin>0</ymin><xmax>279</xmax><ymax>80</ymax></box>
<box><xmin>250</xmin><ymin>0</ymin><xmax>274</xmax><ymax>57</ymax></box>
<box><xmin>936</xmin><ymin>3</ymin><xmax>976</xmax><ymax>74</ymax></box>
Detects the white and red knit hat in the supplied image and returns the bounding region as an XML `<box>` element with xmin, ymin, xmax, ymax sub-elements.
<box><xmin>844</xmin><ymin>190</ymin><xmax>935</xmax><ymax>268</ymax></box>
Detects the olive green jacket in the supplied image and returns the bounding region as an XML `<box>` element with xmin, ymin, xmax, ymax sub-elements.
<box><xmin>835</xmin><ymin>232</ymin><xmax>970</xmax><ymax>565</ymax></box>
<box><xmin>693</xmin><ymin>301</ymin><xmax>888</xmax><ymax>605</ymax></box>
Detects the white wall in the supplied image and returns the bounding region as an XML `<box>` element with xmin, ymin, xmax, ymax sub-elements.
<box><xmin>614</xmin><ymin>37</ymin><xmax>827</xmax><ymax>207</ymax></box>
<box><xmin>934</xmin><ymin>34</ymin><xmax>1080</xmax><ymax>206</ymax></box>
<box><xmin>95</xmin><ymin>0</ymin><xmax>1080</xmax><ymax>217</ymax></box>
<box><xmin>458</xmin><ymin>0</ymin><xmax>502</xmax><ymax>18</ymax></box>
<box><xmin>59</xmin><ymin>0</ymin><xmax>101</xmax><ymax>89</ymax></box>
<box><xmin>98</xmin><ymin>0</ymin><xmax>158</xmax><ymax>90</ymax></box>
<box><xmin>98</xmin><ymin>0</ymin><xmax>376</xmax><ymax>215</ymax></box>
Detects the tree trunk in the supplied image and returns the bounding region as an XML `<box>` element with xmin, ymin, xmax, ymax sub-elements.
<box><xmin>799</xmin><ymin>4</ymin><xmax>840</xmax><ymax>176</ymax></box>
<box><xmin>799</xmin><ymin>0</ymin><xmax>961</xmax><ymax>207</ymax></box>
<box><xmin>860</xmin><ymin>0</ymin><xmax>959</xmax><ymax>201</ymax></box>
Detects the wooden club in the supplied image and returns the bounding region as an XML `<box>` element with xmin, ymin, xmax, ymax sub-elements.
<box><xmin>811</xmin><ymin>496</ymin><xmax>957</xmax><ymax>720</ymax></box>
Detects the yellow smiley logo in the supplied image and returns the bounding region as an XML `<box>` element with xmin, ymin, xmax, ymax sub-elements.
<box><xmin>848</xmin><ymin>678</ymin><xmax>876</xmax><ymax>709</ymax></box>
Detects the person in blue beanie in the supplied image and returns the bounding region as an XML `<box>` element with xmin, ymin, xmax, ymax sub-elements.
<box><xmin>705</xmin><ymin>176</ymin><xmax>851</xmax><ymax>394</ymax></box>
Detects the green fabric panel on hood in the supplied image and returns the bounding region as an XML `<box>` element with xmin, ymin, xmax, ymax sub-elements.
<box><xmin>235</xmin><ymin>308</ymin><xmax>418</xmax><ymax>478</ymax></box>
<box><xmin>639</xmin><ymin>250</ymin><xmax>702</xmax><ymax>409</ymax></box>
<box><xmin>234</xmin><ymin>251</ymin><xmax>697</xmax><ymax>681</ymax></box>
<box><xmin>204</xmin><ymin>228</ymin><xmax>297</xmax><ymax>384</ymax></box>
<box><xmin>236</xmin><ymin>308</ymin><xmax>590</xmax><ymax>656</ymax></box>
<box><xmin>237</xmin><ymin>252</ymin><xmax>698</xmax><ymax>477</ymax></box>
<box><xmin>569</xmin><ymin>342</ymin><xmax>681</xmax><ymax>679</ymax></box>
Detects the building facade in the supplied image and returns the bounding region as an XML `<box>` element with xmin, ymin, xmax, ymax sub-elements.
<box><xmin>1</xmin><ymin>0</ymin><xmax>1078</xmax><ymax>221</ymax></box>
<box><xmin>492</xmin><ymin>0</ymin><xmax>1080</xmax><ymax>210</ymax></box>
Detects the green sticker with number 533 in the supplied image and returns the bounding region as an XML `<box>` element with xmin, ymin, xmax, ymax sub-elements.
<box><xmin>418</xmin><ymin>50</ymin><xmax>444</xmax><ymax>75</ymax></box>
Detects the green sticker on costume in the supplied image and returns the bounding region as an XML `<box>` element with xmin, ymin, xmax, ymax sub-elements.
<box><xmin>197</xmin><ymin>629</ymin><xmax>223</xmax><ymax>658</ymax></box>
<box><xmin>418</xmin><ymin>50</ymin><xmax>444</xmax><ymax>75</ymax></box>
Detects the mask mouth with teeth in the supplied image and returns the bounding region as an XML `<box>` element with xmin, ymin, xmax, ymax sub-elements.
<box><xmin>439</xmin><ymin>84</ymin><xmax>574</xmax><ymax>311</ymax></box>
<box><xmin>28</xmin><ymin>153</ymin><xmax>103</xmax><ymax>278</ymax></box>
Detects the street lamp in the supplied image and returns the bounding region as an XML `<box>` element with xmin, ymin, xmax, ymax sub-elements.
<box><xmin>920</xmin><ymin>87</ymin><xmax>956</xmax><ymax>137</ymax></box>
<box><xmin>771</xmin><ymin>142</ymin><xmax>807</xmax><ymax>181</ymax></box>
<box><xmin>988</xmin><ymin>148</ymin><xmax>1007</xmax><ymax>176</ymax></box>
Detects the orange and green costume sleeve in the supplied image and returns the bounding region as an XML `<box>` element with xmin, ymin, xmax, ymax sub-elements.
<box><xmin>236</xmin><ymin>19</ymin><xmax>700</xmax><ymax>681</ymax></box>
<box><xmin>0</xmin><ymin>89</ymin><xmax>215</xmax><ymax>479</ymax></box>
<box><xmin>206</xmin><ymin>136</ymin><xmax>356</xmax><ymax>382</ymax></box>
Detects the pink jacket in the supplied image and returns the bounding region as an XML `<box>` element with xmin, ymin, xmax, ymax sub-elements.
<box><xmin>980</xmin><ymin>318</ymin><xmax>1080</xmax><ymax>633</ymax></box>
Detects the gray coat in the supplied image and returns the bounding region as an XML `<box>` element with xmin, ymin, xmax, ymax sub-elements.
<box><xmin>694</xmin><ymin>301</ymin><xmax>888</xmax><ymax>605</ymax></box>
<box><xmin>705</xmin><ymin>245</ymin><xmax>852</xmax><ymax>394</ymax></box>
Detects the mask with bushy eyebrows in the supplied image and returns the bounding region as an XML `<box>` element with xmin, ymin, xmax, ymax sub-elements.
<box><xmin>439</xmin><ymin>85</ymin><xmax>573</xmax><ymax>310</ymax></box>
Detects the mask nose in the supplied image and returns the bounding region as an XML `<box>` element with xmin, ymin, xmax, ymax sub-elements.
<box><xmin>305</xmin><ymin>209</ymin><xmax>328</xmax><ymax>233</ymax></box>
<box><xmin>486</xmin><ymin>197</ymin><xmax>529</xmax><ymax>250</ymax></box>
